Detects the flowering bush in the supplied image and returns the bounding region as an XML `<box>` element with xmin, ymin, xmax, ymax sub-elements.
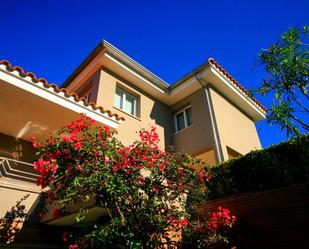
<box><xmin>207</xmin><ymin>207</ymin><xmax>236</xmax><ymax>232</ymax></box>
<box><xmin>33</xmin><ymin>115</ymin><xmax>236</xmax><ymax>249</ymax></box>
<box><xmin>184</xmin><ymin>206</ymin><xmax>237</xmax><ymax>249</ymax></box>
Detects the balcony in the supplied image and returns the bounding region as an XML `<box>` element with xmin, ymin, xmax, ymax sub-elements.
<box><xmin>0</xmin><ymin>157</ymin><xmax>41</xmax><ymax>219</ymax></box>
<box><xmin>0</xmin><ymin>61</ymin><xmax>121</xmax><ymax>143</ymax></box>
<box><xmin>0</xmin><ymin>157</ymin><xmax>39</xmax><ymax>184</ymax></box>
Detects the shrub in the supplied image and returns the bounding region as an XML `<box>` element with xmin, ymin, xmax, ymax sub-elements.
<box><xmin>205</xmin><ymin>134</ymin><xmax>309</xmax><ymax>200</ymax></box>
<box><xmin>33</xmin><ymin>115</ymin><xmax>237</xmax><ymax>249</ymax></box>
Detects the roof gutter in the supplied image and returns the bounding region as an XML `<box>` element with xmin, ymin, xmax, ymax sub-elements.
<box><xmin>195</xmin><ymin>74</ymin><xmax>224</xmax><ymax>163</ymax></box>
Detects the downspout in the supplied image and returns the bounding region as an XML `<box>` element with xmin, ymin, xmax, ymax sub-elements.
<box><xmin>195</xmin><ymin>74</ymin><xmax>224</xmax><ymax>163</ymax></box>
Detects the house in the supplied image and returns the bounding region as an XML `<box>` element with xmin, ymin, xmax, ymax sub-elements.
<box><xmin>62</xmin><ymin>40</ymin><xmax>266</xmax><ymax>163</ymax></box>
<box><xmin>0</xmin><ymin>40</ymin><xmax>266</xmax><ymax>247</ymax></box>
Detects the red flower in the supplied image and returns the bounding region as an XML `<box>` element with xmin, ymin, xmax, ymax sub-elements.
<box><xmin>205</xmin><ymin>172</ymin><xmax>212</xmax><ymax>182</ymax></box>
<box><xmin>178</xmin><ymin>167</ymin><xmax>183</xmax><ymax>174</ymax></box>
<box><xmin>67</xmin><ymin>168</ymin><xmax>74</xmax><ymax>174</ymax></box>
<box><xmin>52</xmin><ymin>208</ymin><xmax>61</xmax><ymax>219</ymax></box>
<box><xmin>179</xmin><ymin>218</ymin><xmax>189</xmax><ymax>227</ymax></box>
<box><xmin>207</xmin><ymin>206</ymin><xmax>236</xmax><ymax>232</ymax></box>
<box><xmin>76</xmin><ymin>164</ymin><xmax>83</xmax><ymax>171</ymax></box>
<box><xmin>136</xmin><ymin>177</ymin><xmax>145</xmax><ymax>185</ymax></box>
<box><xmin>159</xmin><ymin>162</ymin><xmax>165</xmax><ymax>172</ymax></box>
<box><xmin>51</xmin><ymin>162</ymin><xmax>57</xmax><ymax>174</ymax></box>
<box><xmin>74</xmin><ymin>142</ymin><xmax>83</xmax><ymax>150</ymax></box>
<box><xmin>199</xmin><ymin>169</ymin><xmax>204</xmax><ymax>183</ymax></box>
<box><xmin>48</xmin><ymin>190</ymin><xmax>55</xmax><ymax>201</ymax></box>
<box><xmin>62</xmin><ymin>231</ymin><xmax>69</xmax><ymax>242</ymax></box>
<box><xmin>68</xmin><ymin>244</ymin><xmax>80</xmax><ymax>249</ymax></box>
<box><xmin>37</xmin><ymin>211</ymin><xmax>46</xmax><ymax>219</ymax></box>
<box><xmin>81</xmin><ymin>237</ymin><xmax>87</xmax><ymax>246</ymax></box>
<box><xmin>153</xmin><ymin>186</ymin><xmax>159</xmax><ymax>193</ymax></box>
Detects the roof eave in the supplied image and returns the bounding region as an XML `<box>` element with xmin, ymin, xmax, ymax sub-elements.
<box><xmin>170</xmin><ymin>60</ymin><xmax>211</xmax><ymax>90</ymax></box>
<box><xmin>102</xmin><ymin>40</ymin><xmax>170</xmax><ymax>89</ymax></box>
<box><xmin>61</xmin><ymin>41</ymin><xmax>105</xmax><ymax>88</ymax></box>
<box><xmin>0</xmin><ymin>60</ymin><xmax>125</xmax><ymax>123</ymax></box>
<box><xmin>61</xmin><ymin>40</ymin><xmax>170</xmax><ymax>91</ymax></box>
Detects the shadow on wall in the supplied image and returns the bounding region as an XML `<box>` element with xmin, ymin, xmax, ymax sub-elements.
<box><xmin>0</xmin><ymin>133</ymin><xmax>35</xmax><ymax>163</ymax></box>
<box><xmin>0</xmin><ymin>195</ymin><xmax>29</xmax><ymax>244</ymax></box>
<box><xmin>149</xmin><ymin>101</ymin><xmax>173</xmax><ymax>149</ymax></box>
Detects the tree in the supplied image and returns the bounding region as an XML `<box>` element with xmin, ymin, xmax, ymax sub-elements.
<box><xmin>32</xmin><ymin>115</ymin><xmax>237</xmax><ymax>249</ymax></box>
<box><xmin>255</xmin><ymin>26</ymin><xmax>309</xmax><ymax>137</ymax></box>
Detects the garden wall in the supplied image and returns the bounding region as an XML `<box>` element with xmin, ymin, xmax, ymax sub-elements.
<box><xmin>196</xmin><ymin>183</ymin><xmax>309</xmax><ymax>249</ymax></box>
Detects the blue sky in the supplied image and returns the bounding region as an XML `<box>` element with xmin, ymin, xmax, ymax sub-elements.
<box><xmin>1</xmin><ymin>0</ymin><xmax>308</xmax><ymax>147</ymax></box>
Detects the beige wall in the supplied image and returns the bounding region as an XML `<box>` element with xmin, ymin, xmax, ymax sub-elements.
<box><xmin>0</xmin><ymin>187</ymin><xmax>40</xmax><ymax>218</ymax></box>
<box><xmin>209</xmin><ymin>87</ymin><xmax>261</xmax><ymax>160</ymax></box>
<box><xmin>171</xmin><ymin>88</ymin><xmax>217</xmax><ymax>164</ymax></box>
<box><xmin>0</xmin><ymin>133</ymin><xmax>34</xmax><ymax>163</ymax></box>
<box><xmin>73</xmin><ymin>69</ymin><xmax>262</xmax><ymax>164</ymax></box>
<box><xmin>94</xmin><ymin>68</ymin><xmax>173</xmax><ymax>149</ymax></box>
<box><xmin>194</xmin><ymin>148</ymin><xmax>217</xmax><ymax>166</ymax></box>
<box><xmin>0</xmin><ymin>133</ymin><xmax>40</xmax><ymax>218</ymax></box>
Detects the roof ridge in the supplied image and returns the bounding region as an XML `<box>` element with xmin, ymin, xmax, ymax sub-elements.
<box><xmin>0</xmin><ymin>60</ymin><xmax>125</xmax><ymax>121</ymax></box>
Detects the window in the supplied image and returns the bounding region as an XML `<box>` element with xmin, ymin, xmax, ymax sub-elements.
<box><xmin>174</xmin><ymin>106</ymin><xmax>192</xmax><ymax>132</ymax></box>
<box><xmin>115</xmin><ymin>87</ymin><xmax>137</xmax><ymax>116</ymax></box>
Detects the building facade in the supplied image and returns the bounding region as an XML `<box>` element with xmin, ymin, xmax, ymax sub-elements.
<box><xmin>0</xmin><ymin>41</ymin><xmax>266</xmax><ymax>247</ymax></box>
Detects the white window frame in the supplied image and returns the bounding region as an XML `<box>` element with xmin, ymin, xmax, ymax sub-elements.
<box><xmin>115</xmin><ymin>87</ymin><xmax>137</xmax><ymax>116</ymax></box>
<box><xmin>174</xmin><ymin>106</ymin><xmax>192</xmax><ymax>132</ymax></box>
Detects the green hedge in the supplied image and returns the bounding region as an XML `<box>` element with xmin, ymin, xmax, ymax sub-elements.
<box><xmin>205</xmin><ymin>134</ymin><xmax>309</xmax><ymax>200</ymax></box>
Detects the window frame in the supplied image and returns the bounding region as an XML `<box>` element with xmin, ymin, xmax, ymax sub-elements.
<box><xmin>114</xmin><ymin>87</ymin><xmax>138</xmax><ymax>117</ymax></box>
<box><xmin>174</xmin><ymin>105</ymin><xmax>192</xmax><ymax>132</ymax></box>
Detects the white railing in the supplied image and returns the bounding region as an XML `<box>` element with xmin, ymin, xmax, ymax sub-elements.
<box><xmin>0</xmin><ymin>157</ymin><xmax>39</xmax><ymax>183</ymax></box>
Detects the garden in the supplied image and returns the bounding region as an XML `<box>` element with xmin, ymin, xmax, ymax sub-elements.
<box><xmin>31</xmin><ymin>115</ymin><xmax>309</xmax><ymax>249</ymax></box>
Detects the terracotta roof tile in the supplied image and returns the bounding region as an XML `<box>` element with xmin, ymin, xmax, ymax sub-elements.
<box><xmin>208</xmin><ymin>58</ymin><xmax>267</xmax><ymax>112</ymax></box>
<box><xmin>0</xmin><ymin>60</ymin><xmax>125</xmax><ymax>121</ymax></box>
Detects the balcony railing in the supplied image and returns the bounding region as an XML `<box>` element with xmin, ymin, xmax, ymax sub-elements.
<box><xmin>0</xmin><ymin>157</ymin><xmax>39</xmax><ymax>183</ymax></box>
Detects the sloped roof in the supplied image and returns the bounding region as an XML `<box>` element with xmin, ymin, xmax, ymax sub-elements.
<box><xmin>207</xmin><ymin>58</ymin><xmax>267</xmax><ymax>112</ymax></box>
<box><xmin>61</xmin><ymin>40</ymin><xmax>267</xmax><ymax>113</ymax></box>
<box><xmin>0</xmin><ymin>60</ymin><xmax>125</xmax><ymax>121</ymax></box>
